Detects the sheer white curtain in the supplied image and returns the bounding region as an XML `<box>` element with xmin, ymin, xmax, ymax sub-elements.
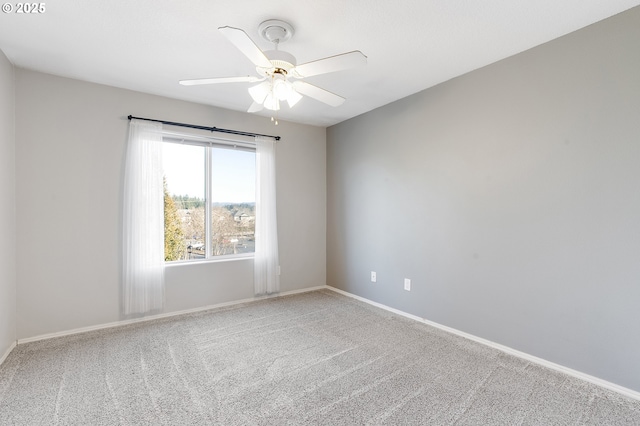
<box><xmin>254</xmin><ymin>136</ymin><xmax>280</xmax><ymax>295</ymax></box>
<box><xmin>122</xmin><ymin>119</ymin><xmax>165</xmax><ymax>314</ymax></box>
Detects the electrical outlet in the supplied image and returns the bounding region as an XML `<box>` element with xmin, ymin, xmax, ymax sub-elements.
<box><xmin>371</xmin><ymin>271</ymin><xmax>377</xmax><ymax>283</ymax></box>
<box><xmin>404</xmin><ymin>278</ymin><xmax>411</xmax><ymax>291</ymax></box>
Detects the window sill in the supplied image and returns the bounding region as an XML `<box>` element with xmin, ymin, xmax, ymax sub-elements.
<box><xmin>165</xmin><ymin>253</ymin><xmax>254</xmax><ymax>267</ymax></box>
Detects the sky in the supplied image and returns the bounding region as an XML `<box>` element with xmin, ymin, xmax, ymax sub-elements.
<box><xmin>162</xmin><ymin>142</ymin><xmax>256</xmax><ymax>203</ymax></box>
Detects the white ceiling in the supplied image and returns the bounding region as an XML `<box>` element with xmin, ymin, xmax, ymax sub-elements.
<box><xmin>1</xmin><ymin>1</ymin><xmax>639</xmax><ymax>127</ymax></box>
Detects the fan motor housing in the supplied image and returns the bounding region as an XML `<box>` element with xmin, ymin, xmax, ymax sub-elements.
<box><xmin>265</xmin><ymin>50</ymin><xmax>296</xmax><ymax>70</ymax></box>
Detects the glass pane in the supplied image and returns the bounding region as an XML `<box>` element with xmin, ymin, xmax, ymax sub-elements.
<box><xmin>162</xmin><ymin>142</ymin><xmax>205</xmax><ymax>261</ymax></box>
<box><xmin>210</xmin><ymin>147</ymin><xmax>256</xmax><ymax>256</ymax></box>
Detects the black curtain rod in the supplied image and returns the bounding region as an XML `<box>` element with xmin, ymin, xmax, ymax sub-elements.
<box><xmin>127</xmin><ymin>115</ymin><xmax>281</xmax><ymax>141</ymax></box>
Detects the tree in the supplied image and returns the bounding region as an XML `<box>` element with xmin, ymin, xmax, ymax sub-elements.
<box><xmin>174</xmin><ymin>194</ymin><xmax>204</xmax><ymax>210</ymax></box>
<box><xmin>164</xmin><ymin>177</ymin><xmax>185</xmax><ymax>261</ymax></box>
<box><xmin>211</xmin><ymin>207</ymin><xmax>239</xmax><ymax>255</ymax></box>
<box><xmin>182</xmin><ymin>206</ymin><xmax>204</xmax><ymax>242</ymax></box>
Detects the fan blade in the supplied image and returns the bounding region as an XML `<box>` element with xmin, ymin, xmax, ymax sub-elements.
<box><xmin>218</xmin><ymin>26</ymin><xmax>273</xmax><ymax>69</ymax></box>
<box><xmin>179</xmin><ymin>76</ymin><xmax>264</xmax><ymax>86</ymax></box>
<box><xmin>293</xmin><ymin>51</ymin><xmax>366</xmax><ymax>78</ymax></box>
<box><xmin>292</xmin><ymin>81</ymin><xmax>345</xmax><ymax>107</ymax></box>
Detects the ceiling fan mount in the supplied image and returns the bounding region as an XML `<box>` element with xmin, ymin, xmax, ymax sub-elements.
<box><xmin>258</xmin><ymin>19</ymin><xmax>294</xmax><ymax>45</ymax></box>
<box><xmin>179</xmin><ymin>19</ymin><xmax>367</xmax><ymax>120</ymax></box>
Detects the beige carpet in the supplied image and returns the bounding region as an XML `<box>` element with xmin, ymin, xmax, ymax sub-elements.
<box><xmin>1</xmin><ymin>289</ymin><xmax>639</xmax><ymax>425</ymax></box>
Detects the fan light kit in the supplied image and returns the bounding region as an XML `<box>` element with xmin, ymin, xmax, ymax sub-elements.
<box><xmin>180</xmin><ymin>19</ymin><xmax>367</xmax><ymax>124</ymax></box>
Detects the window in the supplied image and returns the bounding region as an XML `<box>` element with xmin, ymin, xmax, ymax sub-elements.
<box><xmin>162</xmin><ymin>136</ymin><xmax>256</xmax><ymax>262</ymax></box>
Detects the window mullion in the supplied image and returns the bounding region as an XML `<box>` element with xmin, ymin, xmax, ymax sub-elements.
<box><xmin>204</xmin><ymin>145</ymin><xmax>212</xmax><ymax>258</ymax></box>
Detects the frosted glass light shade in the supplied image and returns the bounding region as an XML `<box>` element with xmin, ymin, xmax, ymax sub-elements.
<box><xmin>286</xmin><ymin>89</ymin><xmax>303</xmax><ymax>108</ymax></box>
<box><xmin>248</xmin><ymin>82</ymin><xmax>270</xmax><ymax>104</ymax></box>
<box><xmin>248</xmin><ymin>77</ymin><xmax>300</xmax><ymax>111</ymax></box>
<box><xmin>273</xmin><ymin>79</ymin><xmax>292</xmax><ymax>100</ymax></box>
<box><xmin>263</xmin><ymin>93</ymin><xmax>280</xmax><ymax>111</ymax></box>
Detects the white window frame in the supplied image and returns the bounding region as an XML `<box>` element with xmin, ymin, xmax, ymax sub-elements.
<box><xmin>162</xmin><ymin>130</ymin><xmax>257</xmax><ymax>264</ymax></box>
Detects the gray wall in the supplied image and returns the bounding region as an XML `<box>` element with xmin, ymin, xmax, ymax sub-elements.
<box><xmin>327</xmin><ymin>7</ymin><xmax>640</xmax><ymax>391</ymax></box>
<box><xmin>0</xmin><ymin>50</ymin><xmax>16</xmax><ymax>358</ymax></box>
<box><xmin>15</xmin><ymin>69</ymin><xmax>326</xmax><ymax>340</ymax></box>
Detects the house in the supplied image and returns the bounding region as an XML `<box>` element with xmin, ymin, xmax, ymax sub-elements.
<box><xmin>233</xmin><ymin>211</ymin><xmax>255</xmax><ymax>223</ymax></box>
<box><xmin>1</xmin><ymin>1</ymin><xmax>639</xmax><ymax>412</ymax></box>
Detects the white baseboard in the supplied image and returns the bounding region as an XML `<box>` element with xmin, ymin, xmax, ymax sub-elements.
<box><xmin>0</xmin><ymin>340</ymin><xmax>17</xmax><ymax>366</ymax></box>
<box><xmin>17</xmin><ymin>284</ymin><xmax>637</xmax><ymax>402</ymax></box>
<box><xmin>327</xmin><ymin>286</ymin><xmax>640</xmax><ymax>402</ymax></box>
<box><xmin>17</xmin><ymin>285</ymin><xmax>328</xmax><ymax>345</ymax></box>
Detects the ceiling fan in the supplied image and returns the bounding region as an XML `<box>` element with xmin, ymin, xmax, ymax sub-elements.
<box><xmin>179</xmin><ymin>20</ymin><xmax>367</xmax><ymax>123</ymax></box>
